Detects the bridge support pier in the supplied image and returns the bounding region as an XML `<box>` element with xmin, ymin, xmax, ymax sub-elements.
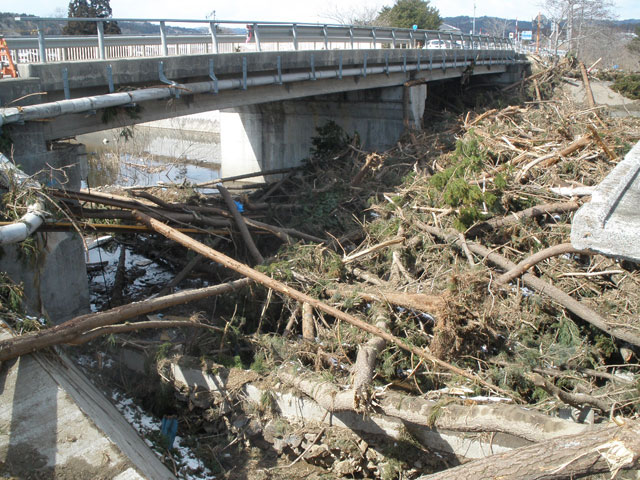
<box><xmin>2</xmin><ymin>120</ymin><xmax>90</xmax><ymax>323</ymax></box>
<box><xmin>219</xmin><ymin>84</ymin><xmax>426</xmax><ymax>179</ymax></box>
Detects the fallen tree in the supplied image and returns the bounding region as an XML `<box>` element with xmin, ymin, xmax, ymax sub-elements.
<box><xmin>0</xmin><ymin>279</ymin><xmax>251</xmax><ymax>362</ymax></box>
<box><xmin>277</xmin><ymin>368</ymin><xmax>590</xmax><ymax>443</ymax></box>
<box><xmin>419</xmin><ymin>419</ymin><xmax>640</xmax><ymax>480</ymax></box>
<box><xmin>417</xmin><ymin>222</ymin><xmax>640</xmax><ymax>348</ymax></box>
<box><xmin>134</xmin><ymin>210</ymin><xmax>514</xmax><ymax>397</ymax></box>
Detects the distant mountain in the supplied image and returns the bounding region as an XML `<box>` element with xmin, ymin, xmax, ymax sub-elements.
<box><xmin>443</xmin><ymin>15</ymin><xmax>640</xmax><ymax>35</ymax></box>
<box><xmin>1</xmin><ymin>11</ymin><xmax>637</xmax><ymax>38</ymax></box>
<box><xmin>444</xmin><ymin>16</ymin><xmax>532</xmax><ymax>35</ymax></box>
<box><xmin>0</xmin><ymin>12</ymin><xmax>210</xmax><ymax>36</ymax></box>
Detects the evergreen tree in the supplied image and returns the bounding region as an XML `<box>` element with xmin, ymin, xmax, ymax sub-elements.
<box><xmin>377</xmin><ymin>0</ymin><xmax>441</xmax><ymax>30</ymax></box>
<box><xmin>63</xmin><ymin>0</ymin><xmax>121</xmax><ymax>35</ymax></box>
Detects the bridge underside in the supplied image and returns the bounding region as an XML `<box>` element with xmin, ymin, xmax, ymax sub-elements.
<box><xmin>35</xmin><ymin>64</ymin><xmax>512</xmax><ymax>142</ymax></box>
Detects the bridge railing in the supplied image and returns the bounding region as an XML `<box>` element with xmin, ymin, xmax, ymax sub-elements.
<box><xmin>7</xmin><ymin>17</ymin><xmax>515</xmax><ymax>64</ymax></box>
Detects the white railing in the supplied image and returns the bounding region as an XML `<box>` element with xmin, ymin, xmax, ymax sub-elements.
<box><xmin>6</xmin><ymin>17</ymin><xmax>515</xmax><ymax>64</ymax></box>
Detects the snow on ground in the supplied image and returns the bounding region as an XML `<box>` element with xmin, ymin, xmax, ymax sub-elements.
<box><xmin>75</xmin><ymin>355</ymin><xmax>215</xmax><ymax>479</ymax></box>
<box><xmin>86</xmin><ymin>238</ymin><xmax>176</xmax><ymax>311</ymax></box>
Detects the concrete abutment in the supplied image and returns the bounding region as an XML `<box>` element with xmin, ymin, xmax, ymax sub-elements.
<box><xmin>220</xmin><ymin>84</ymin><xmax>427</xmax><ymax>178</ymax></box>
<box><xmin>2</xmin><ymin>117</ymin><xmax>90</xmax><ymax>323</ymax></box>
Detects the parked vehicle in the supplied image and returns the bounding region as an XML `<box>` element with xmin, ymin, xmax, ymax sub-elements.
<box><xmin>424</xmin><ymin>39</ymin><xmax>447</xmax><ymax>49</ymax></box>
<box><xmin>423</xmin><ymin>39</ymin><xmax>463</xmax><ymax>49</ymax></box>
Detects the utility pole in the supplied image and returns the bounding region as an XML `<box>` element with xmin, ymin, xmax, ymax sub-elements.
<box><xmin>536</xmin><ymin>11</ymin><xmax>540</xmax><ymax>54</ymax></box>
<box><xmin>472</xmin><ymin>1</ymin><xmax>476</xmax><ymax>35</ymax></box>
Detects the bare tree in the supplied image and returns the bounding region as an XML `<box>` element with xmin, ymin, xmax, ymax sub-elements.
<box><xmin>540</xmin><ymin>0</ymin><xmax>616</xmax><ymax>58</ymax></box>
<box><xmin>485</xmin><ymin>17</ymin><xmax>511</xmax><ymax>38</ymax></box>
<box><xmin>320</xmin><ymin>2</ymin><xmax>384</xmax><ymax>26</ymax></box>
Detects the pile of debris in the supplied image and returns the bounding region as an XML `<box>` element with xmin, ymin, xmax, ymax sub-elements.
<box><xmin>1</xmin><ymin>56</ymin><xmax>640</xmax><ymax>479</ymax></box>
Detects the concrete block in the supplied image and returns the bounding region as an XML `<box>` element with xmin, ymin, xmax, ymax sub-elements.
<box><xmin>571</xmin><ymin>140</ymin><xmax>640</xmax><ymax>262</ymax></box>
<box><xmin>0</xmin><ymin>232</ymin><xmax>90</xmax><ymax>323</ymax></box>
<box><xmin>0</xmin><ymin>324</ymin><xmax>174</xmax><ymax>479</ymax></box>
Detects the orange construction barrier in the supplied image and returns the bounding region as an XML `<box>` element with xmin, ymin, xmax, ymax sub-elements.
<box><xmin>0</xmin><ymin>37</ymin><xmax>18</xmax><ymax>78</ymax></box>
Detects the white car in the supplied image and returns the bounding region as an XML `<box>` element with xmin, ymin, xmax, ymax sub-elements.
<box><xmin>423</xmin><ymin>39</ymin><xmax>463</xmax><ymax>49</ymax></box>
<box><xmin>424</xmin><ymin>39</ymin><xmax>447</xmax><ymax>49</ymax></box>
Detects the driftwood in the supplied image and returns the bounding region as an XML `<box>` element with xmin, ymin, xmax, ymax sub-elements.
<box><xmin>156</xmin><ymin>253</ymin><xmax>204</xmax><ymax>297</ymax></box>
<box><xmin>111</xmin><ymin>245</ymin><xmax>127</xmax><ymax>306</ymax></box>
<box><xmin>22</xmin><ymin>220</ymin><xmax>210</xmax><ymax>235</ymax></box>
<box><xmin>466</xmin><ymin>201</ymin><xmax>581</xmax><ymax>237</ymax></box>
<box><xmin>586</xmin><ymin>124</ymin><xmax>617</xmax><ymax>162</ymax></box>
<box><xmin>352</xmin><ymin>317</ymin><xmax>388</xmax><ymax>412</ymax></box>
<box><xmin>257</xmin><ymin>171</ymin><xmax>295</xmax><ymax>202</ymax></box>
<box><xmin>342</xmin><ymin>237</ymin><xmax>404</xmax><ymax>264</ymax></box>
<box><xmin>580</xmin><ymin>62</ymin><xmax>596</xmax><ymax>109</ymax></box>
<box><xmin>278</xmin><ymin>369</ymin><xmax>590</xmax><ymax>443</ymax></box>
<box><xmin>497</xmin><ymin>243</ymin><xmax>589</xmax><ymax>284</ymax></box>
<box><xmin>517</xmin><ymin>135</ymin><xmax>591</xmax><ymax>181</ymax></box>
<box><xmin>464</xmin><ymin>108</ymin><xmax>497</xmax><ymax>128</ymax></box>
<box><xmin>326</xmin><ymin>287</ymin><xmax>446</xmax><ymax>315</ymax></box>
<box><xmin>502</xmin><ymin>63</ymin><xmax>562</xmax><ymax>92</ymax></box>
<box><xmin>195</xmin><ymin>166</ymin><xmax>297</xmax><ymax>187</ymax></box>
<box><xmin>68</xmin><ymin>319</ymin><xmax>224</xmax><ymax>345</ymax></box>
<box><xmin>217</xmin><ymin>183</ymin><xmax>264</xmax><ymax>264</ymax></box>
<box><xmin>420</xmin><ymin>420</ymin><xmax>640</xmax><ymax>480</ymax></box>
<box><xmin>419</xmin><ymin>223</ymin><xmax>640</xmax><ymax>348</ymax></box>
<box><xmin>529</xmin><ymin>373</ymin><xmax>612</xmax><ymax>413</ymax></box>
<box><xmin>301</xmin><ymin>302</ymin><xmax>315</xmax><ymax>341</ymax></box>
<box><xmin>283</xmin><ymin>303</ymin><xmax>302</xmax><ymax>338</ymax></box>
<box><xmin>135</xmin><ymin>211</ymin><xmax>512</xmax><ymax>396</ymax></box>
<box><xmin>62</xmin><ymin>188</ymin><xmax>319</xmax><ymax>244</ymax></box>
<box><xmin>0</xmin><ymin>278</ymin><xmax>251</xmax><ymax>362</ymax></box>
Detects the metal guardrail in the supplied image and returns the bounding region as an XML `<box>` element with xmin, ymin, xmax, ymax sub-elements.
<box><xmin>7</xmin><ymin>17</ymin><xmax>515</xmax><ymax>64</ymax></box>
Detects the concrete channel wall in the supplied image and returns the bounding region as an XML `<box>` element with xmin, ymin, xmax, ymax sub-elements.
<box><xmin>0</xmin><ymin>324</ymin><xmax>174</xmax><ymax>479</ymax></box>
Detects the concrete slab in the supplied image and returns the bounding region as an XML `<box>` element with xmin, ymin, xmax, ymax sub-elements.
<box><xmin>0</xmin><ymin>324</ymin><xmax>175</xmax><ymax>479</ymax></box>
<box><xmin>571</xmin><ymin>141</ymin><xmax>640</xmax><ymax>262</ymax></box>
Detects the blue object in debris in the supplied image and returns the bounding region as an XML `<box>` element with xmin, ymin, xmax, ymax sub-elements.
<box><xmin>234</xmin><ymin>200</ymin><xmax>244</xmax><ymax>213</ymax></box>
<box><xmin>161</xmin><ymin>416</ymin><xmax>178</xmax><ymax>449</ymax></box>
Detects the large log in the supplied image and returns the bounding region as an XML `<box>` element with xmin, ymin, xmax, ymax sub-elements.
<box><xmin>420</xmin><ymin>420</ymin><xmax>640</xmax><ymax>480</ymax></box>
<box><xmin>217</xmin><ymin>183</ymin><xmax>264</xmax><ymax>264</ymax></box>
<box><xmin>278</xmin><ymin>369</ymin><xmax>590</xmax><ymax>443</ymax></box>
<box><xmin>0</xmin><ymin>279</ymin><xmax>251</xmax><ymax>362</ymax></box>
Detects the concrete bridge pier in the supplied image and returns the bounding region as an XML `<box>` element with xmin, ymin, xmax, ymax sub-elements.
<box><xmin>219</xmin><ymin>84</ymin><xmax>427</xmax><ymax>178</ymax></box>
<box><xmin>1</xmin><ymin>116</ymin><xmax>90</xmax><ymax>323</ymax></box>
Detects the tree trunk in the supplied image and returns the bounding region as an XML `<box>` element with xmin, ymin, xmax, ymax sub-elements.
<box><xmin>277</xmin><ymin>369</ymin><xmax>590</xmax><ymax>443</ymax></box>
<box><xmin>216</xmin><ymin>183</ymin><xmax>264</xmax><ymax>264</ymax></box>
<box><xmin>0</xmin><ymin>278</ymin><xmax>250</xmax><ymax>362</ymax></box>
<box><xmin>352</xmin><ymin>317</ymin><xmax>388</xmax><ymax>411</ymax></box>
<box><xmin>420</xmin><ymin>420</ymin><xmax>640</xmax><ymax>480</ymax></box>
<box><xmin>301</xmin><ymin>302</ymin><xmax>315</xmax><ymax>341</ymax></box>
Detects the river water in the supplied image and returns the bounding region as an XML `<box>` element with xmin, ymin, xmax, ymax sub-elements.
<box><xmin>78</xmin><ymin>113</ymin><xmax>222</xmax><ymax>189</ymax></box>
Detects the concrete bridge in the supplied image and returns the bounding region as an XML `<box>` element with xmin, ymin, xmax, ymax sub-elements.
<box><xmin>2</xmin><ymin>18</ymin><xmax>526</xmax><ymax>179</ymax></box>
<box><xmin>0</xmin><ymin>17</ymin><xmax>527</xmax><ymax>322</ymax></box>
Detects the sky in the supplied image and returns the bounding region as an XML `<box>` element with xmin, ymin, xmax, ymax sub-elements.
<box><xmin>5</xmin><ymin>0</ymin><xmax>640</xmax><ymax>25</ymax></box>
